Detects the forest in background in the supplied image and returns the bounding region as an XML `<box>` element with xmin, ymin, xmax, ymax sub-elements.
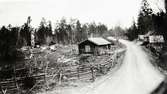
<box><xmin>0</xmin><ymin>0</ymin><xmax>167</xmax><ymax>59</ymax></box>
<box><xmin>0</xmin><ymin>16</ymin><xmax>127</xmax><ymax>59</ymax></box>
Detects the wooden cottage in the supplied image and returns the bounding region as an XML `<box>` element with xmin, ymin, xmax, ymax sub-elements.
<box><xmin>78</xmin><ymin>37</ymin><xmax>112</xmax><ymax>55</ymax></box>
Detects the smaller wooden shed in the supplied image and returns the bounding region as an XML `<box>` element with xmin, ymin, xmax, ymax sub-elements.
<box><xmin>78</xmin><ymin>37</ymin><xmax>112</xmax><ymax>55</ymax></box>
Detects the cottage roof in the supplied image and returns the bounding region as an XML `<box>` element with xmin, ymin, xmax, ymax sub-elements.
<box><xmin>87</xmin><ymin>37</ymin><xmax>111</xmax><ymax>45</ymax></box>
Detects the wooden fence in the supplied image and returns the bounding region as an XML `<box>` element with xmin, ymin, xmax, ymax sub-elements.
<box><xmin>0</xmin><ymin>49</ymin><xmax>125</xmax><ymax>94</ymax></box>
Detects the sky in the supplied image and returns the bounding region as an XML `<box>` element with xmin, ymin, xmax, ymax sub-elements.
<box><xmin>0</xmin><ymin>0</ymin><xmax>165</xmax><ymax>28</ymax></box>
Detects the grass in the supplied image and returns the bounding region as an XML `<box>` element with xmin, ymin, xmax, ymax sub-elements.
<box><xmin>36</xmin><ymin>45</ymin><xmax>126</xmax><ymax>94</ymax></box>
<box><xmin>0</xmin><ymin>43</ymin><xmax>125</xmax><ymax>94</ymax></box>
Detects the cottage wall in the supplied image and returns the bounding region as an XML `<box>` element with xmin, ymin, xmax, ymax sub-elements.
<box><xmin>78</xmin><ymin>38</ymin><xmax>112</xmax><ymax>55</ymax></box>
<box><xmin>78</xmin><ymin>40</ymin><xmax>96</xmax><ymax>54</ymax></box>
<box><xmin>79</xmin><ymin>41</ymin><xmax>110</xmax><ymax>55</ymax></box>
<box><xmin>95</xmin><ymin>45</ymin><xmax>110</xmax><ymax>55</ymax></box>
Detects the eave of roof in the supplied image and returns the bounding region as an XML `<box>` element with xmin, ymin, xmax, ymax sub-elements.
<box><xmin>85</xmin><ymin>37</ymin><xmax>111</xmax><ymax>45</ymax></box>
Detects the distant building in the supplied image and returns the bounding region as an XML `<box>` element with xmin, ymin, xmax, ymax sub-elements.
<box><xmin>139</xmin><ymin>31</ymin><xmax>164</xmax><ymax>44</ymax></box>
<box><xmin>107</xmin><ymin>36</ymin><xmax>119</xmax><ymax>44</ymax></box>
<box><xmin>138</xmin><ymin>35</ymin><xmax>145</xmax><ymax>40</ymax></box>
<box><xmin>78</xmin><ymin>37</ymin><xmax>112</xmax><ymax>55</ymax></box>
<box><xmin>138</xmin><ymin>31</ymin><xmax>165</xmax><ymax>47</ymax></box>
<box><xmin>149</xmin><ymin>35</ymin><xmax>164</xmax><ymax>44</ymax></box>
<box><xmin>138</xmin><ymin>35</ymin><xmax>149</xmax><ymax>42</ymax></box>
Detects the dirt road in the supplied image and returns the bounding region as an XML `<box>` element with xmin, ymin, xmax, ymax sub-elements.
<box><xmin>81</xmin><ymin>39</ymin><xmax>165</xmax><ymax>94</ymax></box>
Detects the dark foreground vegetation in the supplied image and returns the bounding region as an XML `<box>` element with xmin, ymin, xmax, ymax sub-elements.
<box><xmin>0</xmin><ymin>43</ymin><xmax>125</xmax><ymax>94</ymax></box>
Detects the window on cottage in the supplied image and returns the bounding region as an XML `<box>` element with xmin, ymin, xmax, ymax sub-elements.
<box><xmin>85</xmin><ymin>45</ymin><xmax>91</xmax><ymax>52</ymax></box>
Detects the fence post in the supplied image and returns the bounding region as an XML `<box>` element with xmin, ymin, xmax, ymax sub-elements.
<box><xmin>13</xmin><ymin>65</ymin><xmax>21</xmax><ymax>94</ymax></box>
<box><xmin>58</xmin><ymin>70</ymin><xmax>63</xmax><ymax>85</ymax></box>
<box><xmin>1</xmin><ymin>88</ymin><xmax>7</xmax><ymax>94</ymax></box>
<box><xmin>45</xmin><ymin>61</ymin><xmax>49</xmax><ymax>89</ymax></box>
<box><xmin>77</xmin><ymin>67</ymin><xmax>80</xmax><ymax>79</ymax></box>
<box><xmin>90</xmin><ymin>66</ymin><xmax>95</xmax><ymax>82</ymax></box>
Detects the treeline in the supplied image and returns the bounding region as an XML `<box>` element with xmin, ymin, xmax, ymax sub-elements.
<box><xmin>0</xmin><ymin>26</ymin><xmax>19</xmax><ymax>59</ymax></box>
<box><xmin>3</xmin><ymin>0</ymin><xmax>162</xmax><ymax>58</ymax></box>
<box><xmin>0</xmin><ymin>17</ymin><xmax>127</xmax><ymax>46</ymax></box>
<box><xmin>0</xmin><ymin>16</ymin><xmax>127</xmax><ymax>59</ymax></box>
<box><xmin>0</xmin><ymin>17</ymin><xmax>110</xmax><ymax>45</ymax></box>
<box><xmin>126</xmin><ymin>0</ymin><xmax>154</xmax><ymax>40</ymax></box>
<box><xmin>152</xmin><ymin>0</ymin><xmax>167</xmax><ymax>43</ymax></box>
<box><xmin>126</xmin><ymin>0</ymin><xmax>167</xmax><ymax>42</ymax></box>
<box><xmin>125</xmin><ymin>0</ymin><xmax>167</xmax><ymax>69</ymax></box>
<box><xmin>50</xmin><ymin>18</ymin><xmax>108</xmax><ymax>44</ymax></box>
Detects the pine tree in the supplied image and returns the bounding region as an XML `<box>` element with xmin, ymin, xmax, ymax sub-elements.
<box><xmin>76</xmin><ymin>20</ymin><xmax>82</xmax><ymax>42</ymax></box>
<box><xmin>137</xmin><ymin>0</ymin><xmax>153</xmax><ymax>35</ymax></box>
<box><xmin>36</xmin><ymin>17</ymin><xmax>53</xmax><ymax>45</ymax></box>
<box><xmin>126</xmin><ymin>21</ymin><xmax>138</xmax><ymax>41</ymax></box>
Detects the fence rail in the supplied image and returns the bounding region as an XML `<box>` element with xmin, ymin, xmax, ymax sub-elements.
<box><xmin>0</xmin><ymin>49</ymin><xmax>126</xmax><ymax>94</ymax></box>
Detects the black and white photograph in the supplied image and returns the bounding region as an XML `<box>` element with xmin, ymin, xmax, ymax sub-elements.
<box><xmin>0</xmin><ymin>0</ymin><xmax>167</xmax><ymax>94</ymax></box>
